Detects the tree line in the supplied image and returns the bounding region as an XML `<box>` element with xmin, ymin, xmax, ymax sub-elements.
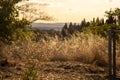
<box><xmin>0</xmin><ymin>0</ymin><xmax>120</xmax><ymax>43</ymax></box>
<box><xmin>61</xmin><ymin>8</ymin><xmax>120</xmax><ymax>38</ymax></box>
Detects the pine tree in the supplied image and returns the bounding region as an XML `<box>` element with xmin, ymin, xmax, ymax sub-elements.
<box><xmin>61</xmin><ymin>23</ymin><xmax>68</xmax><ymax>37</ymax></box>
<box><xmin>100</xmin><ymin>18</ymin><xmax>104</xmax><ymax>25</ymax></box>
<box><xmin>96</xmin><ymin>17</ymin><xmax>100</xmax><ymax>26</ymax></box>
<box><xmin>81</xmin><ymin>18</ymin><xmax>86</xmax><ymax>27</ymax></box>
<box><xmin>68</xmin><ymin>22</ymin><xmax>74</xmax><ymax>34</ymax></box>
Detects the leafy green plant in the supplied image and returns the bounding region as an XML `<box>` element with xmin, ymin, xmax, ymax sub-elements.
<box><xmin>23</xmin><ymin>64</ymin><xmax>40</xmax><ymax>80</ymax></box>
<box><xmin>0</xmin><ymin>0</ymin><xmax>35</xmax><ymax>44</ymax></box>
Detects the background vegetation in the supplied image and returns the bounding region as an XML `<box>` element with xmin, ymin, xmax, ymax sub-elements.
<box><xmin>0</xmin><ymin>0</ymin><xmax>120</xmax><ymax>79</ymax></box>
<box><xmin>61</xmin><ymin>8</ymin><xmax>120</xmax><ymax>38</ymax></box>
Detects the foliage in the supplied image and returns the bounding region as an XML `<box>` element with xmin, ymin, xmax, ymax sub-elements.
<box><xmin>88</xmin><ymin>8</ymin><xmax>120</xmax><ymax>37</ymax></box>
<box><xmin>23</xmin><ymin>64</ymin><xmax>39</xmax><ymax>80</ymax></box>
<box><xmin>61</xmin><ymin>8</ymin><xmax>120</xmax><ymax>38</ymax></box>
<box><xmin>61</xmin><ymin>19</ymin><xmax>90</xmax><ymax>37</ymax></box>
<box><xmin>61</xmin><ymin>23</ymin><xmax>68</xmax><ymax>37</ymax></box>
<box><xmin>0</xmin><ymin>0</ymin><xmax>35</xmax><ymax>43</ymax></box>
<box><xmin>32</xmin><ymin>28</ymin><xmax>61</xmax><ymax>42</ymax></box>
<box><xmin>1</xmin><ymin>33</ymin><xmax>112</xmax><ymax>66</ymax></box>
<box><xmin>105</xmin><ymin>8</ymin><xmax>120</xmax><ymax>25</ymax></box>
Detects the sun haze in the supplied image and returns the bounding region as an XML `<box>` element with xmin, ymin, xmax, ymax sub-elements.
<box><xmin>29</xmin><ymin>0</ymin><xmax>120</xmax><ymax>23</ymax></box>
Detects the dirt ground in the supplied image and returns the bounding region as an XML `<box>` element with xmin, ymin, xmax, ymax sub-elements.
<box><xmin>0</xmin><ymin>59</ymin><xmax>109</xmax><ymax>80</ymax></box>
<box><xmin>38</xmin><ymin>61</ymin><xmax>107</xmax><ymax>80</ymax></box>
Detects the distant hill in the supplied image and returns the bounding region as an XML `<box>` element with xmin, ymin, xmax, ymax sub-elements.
<box><xmin>32</xmin><ymin>23</ymin><xmax>65</xmax><ymax>31</ymax></box>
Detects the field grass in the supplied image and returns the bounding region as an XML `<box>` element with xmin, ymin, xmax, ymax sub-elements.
<box><xmin>0</xmin><ymin>33</ymin><xmax>120</xmax><ymax>79</ymax></box>
<box><xmin>1</xmin><ymin>33</ymin><xmax>109</xmax><ymax>64</ymax></box>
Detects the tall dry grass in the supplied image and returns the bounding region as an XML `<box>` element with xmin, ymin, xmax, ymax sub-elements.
<box><xmin>0</xmin><ymin>33</ymin><xmax>119</xmax><ymax>67</ymax></box>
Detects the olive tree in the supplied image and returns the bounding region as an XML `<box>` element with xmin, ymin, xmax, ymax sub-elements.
<box><xmin>0</xmin><ymin>0</ymin><xmax>52</xmax><ymax>43</ymax></box>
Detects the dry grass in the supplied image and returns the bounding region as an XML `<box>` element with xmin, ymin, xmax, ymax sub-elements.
<box><xmin>1</xmin><ymin>33</ymin><xmax>120</xmax><ymax>80</ymax></box>
<box><xmin>0</xmin><ymin>33</ymin><xmax>111</xmax><ymax>66</ymax></box>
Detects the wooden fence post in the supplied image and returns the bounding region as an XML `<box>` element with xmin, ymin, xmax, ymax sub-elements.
<box><xmin>108</xmin><ymin>30</ymin><xmax>113</xmax><ymax>80</ymax></box>
<box><xmin>113</xmin><ymin>31</ymin><xmax>116</xmax><ymax>80</ymax></box>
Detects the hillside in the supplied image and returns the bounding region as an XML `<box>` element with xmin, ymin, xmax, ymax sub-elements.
<box><xmin>32</xmin><ymin>23</ymin><xmax>64</xmax><ymax>31</ymax></box>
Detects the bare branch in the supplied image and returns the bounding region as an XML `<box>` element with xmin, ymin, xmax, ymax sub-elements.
<box><xmin>16</xmin><ymin>2</ymin><xmax>53</xmax><ymax>23</ymax></box>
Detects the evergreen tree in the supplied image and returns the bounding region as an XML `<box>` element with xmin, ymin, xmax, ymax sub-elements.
<box><xmin>68</xmin><ymin>22</ymin><xmax>74</xmax><ymax>34</ymax></box>
<box><xmin>91</xmin><ymin>18</ymin><xmax>96</xmax><ymax>26</ymax></box>
<box><xmin>61</xmin><ymin>23</ymin><xmax>68</xmax><ymax>37</ymax></box>
<box><xmin>96</xmin><ymin>17</ymin><xmax>100</xmax><ymax>26</ymax></box>
<box><xmin>93</xmin><ymin>18</ymin><xmax>95</xmax><ymax>23</ymax></box>
<box><xmin>76</xmin><ymin>24</ymin><xmax>82</xmax><ymax>32</ymax></box>
<box><xmin>100</xmin><ymin>18</ymin><xmax>104</xmax><ymax>25</ymax></box>
<box><xmin>81</xmin><ymin>18</ymin><xmax>86</xmax><ymax>27</ymax></box>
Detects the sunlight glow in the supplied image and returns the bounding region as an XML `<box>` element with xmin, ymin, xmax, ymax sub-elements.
<box><xmin>29</xmin><ymin>0</ymin><xmax>39</xmax><ymax>3</ymax></box>
<box><xmin>26</xmin><ymin>0</ymin><xmax>120</xmax><ymax>23</ymax></box>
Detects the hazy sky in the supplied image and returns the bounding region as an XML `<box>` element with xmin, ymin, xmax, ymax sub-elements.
<box><xmin>29</xmin><ymin>0</ymin><xmax>120</xmax><ymax>23</ymax></box>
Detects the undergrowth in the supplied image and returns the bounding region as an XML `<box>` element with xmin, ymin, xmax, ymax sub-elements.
<box><xmin>0</xmin><ymin>33</ymin><xmax>120</xmax><ymax>67</ymax></box>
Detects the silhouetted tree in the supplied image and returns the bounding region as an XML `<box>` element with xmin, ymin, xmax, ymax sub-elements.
<box><xmin>81</xmin><ymin>18</ymin><xmax>86</xmax><ymax>27</ymax></box>
<box><xmin>90</xmin><ymin>18</ymin><xmax>96</xmax><ymax>26</ymax></box>
<box><xmin>61</xmin><ymin>23</ymin><xmax>68</xmax><ymax>37</ymax></box>
<box><xmin>100</xmin><ymin>18</ymin><xmax>104</xmax><ymax>25</ymax></box>
<box><xmin>96</xmin><ymin>17</ymin><xmax>101</xmax><ymax>26</ymax></box>
<box><xmin>0</xmin><ymin>0</ymin><xmax>24</xmax><ymax>43</ymax></box>
<box><xmin>106</xmin><ymin>15</ymin><xmax>116</xmax><ymax>24</ymax></box>
<box><xmin>68</xmin><ymin>22</ymin><xmax>74</xmax><ymax>34</ymax></box>
<box><xmin>76</xmin><ymin>24</ymin><xmax>82</xmax><ymax>32</ymax></box>
<box><xmin>105</xmin><ymin>9</ymin><xmax>116</xmax><ymax>24</ymax></box>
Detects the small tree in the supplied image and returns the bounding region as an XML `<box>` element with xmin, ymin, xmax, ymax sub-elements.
<box><xmin>61</xmin><ymin>23</ymin><xmax>68</xmax><ymax>37</ymax></box>
<box><xmin>0</xmin><ymin>0</ymin><xmax>52</xmax><ymax>43</ymax></box>
<box><xmin>105</xmin><ymin>9</ymin><xmax>116</xmax><ymax>24</ymax></box>
<box><xmin>0</xmin><ymin>0</ymin><xmax>34</xmax><ymax>43</ymax></box>
<box><xmin>96</xmin><ymin>17</ymin><xmax>100</xmax><ymax>26</ymax></box>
